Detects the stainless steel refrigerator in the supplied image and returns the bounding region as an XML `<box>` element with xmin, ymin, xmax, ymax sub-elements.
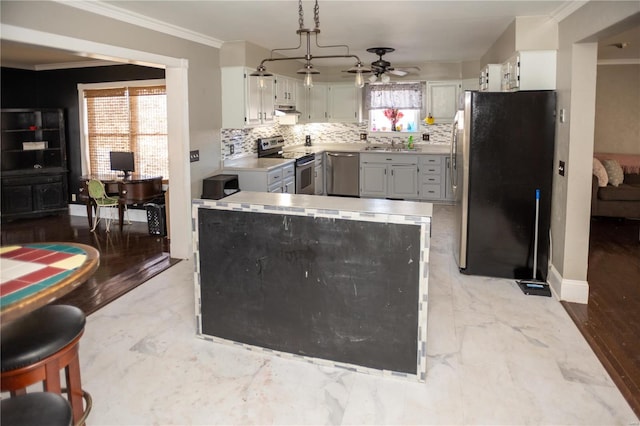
<box><xmin>451</xmin><ymin>90</ymin><xmax>556</xmax><ymax>280</ymax></box>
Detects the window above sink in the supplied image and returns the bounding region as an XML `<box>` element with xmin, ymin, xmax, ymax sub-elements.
<box><xmin>366</xmin><ymin>82</ymin><xmax>424</xmax><ymax>133</ymax></box>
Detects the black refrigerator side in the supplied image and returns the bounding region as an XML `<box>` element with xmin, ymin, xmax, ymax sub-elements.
<box><xmin>462</xmin><ymin>91</ymin><xmax>556</xmax><ymax>280</ymax></box>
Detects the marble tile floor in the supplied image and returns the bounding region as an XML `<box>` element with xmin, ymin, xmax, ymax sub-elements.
<box><xmin>79</xmin><ymin>205</ymin><xmax>637</xmax><ymax>425</ymax></box>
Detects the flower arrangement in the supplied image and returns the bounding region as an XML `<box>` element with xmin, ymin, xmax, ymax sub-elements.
<box><xmin>383</xmin><ymin>108</ymin><xmax>404</xmax><ymax>131</ymax></box>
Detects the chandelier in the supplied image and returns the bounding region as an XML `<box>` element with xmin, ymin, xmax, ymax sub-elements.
<box><xmin>250</xmin><ymin>0</ymin><xmax>371</xmax><ymax>88</ymax></box>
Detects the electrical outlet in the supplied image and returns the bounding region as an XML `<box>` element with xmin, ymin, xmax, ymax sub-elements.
<box><xmin>189</xmin><ymin>150</ymin><xmax>199</xmax><ymax>162</ymax></box>
<box><xmin>559</xmin><ymin>109</ymin><xmax>566</xmax><ymax>123</ymax></box>
<box><xmin>558</xmin><ymin>160</ymin><xmax>565</xmax><ymax>176</ymax></box>
<box><xmin>422</xmin><ymin>133</ymin><xmax>430</xmax><ymax>141</ymax></box>
<box><xmin>359</xmin><ymin>133</ymin><xmax>367</xmax><ymax>141</ymax></box>
<box><xmin>229</xmin><ymin>145</ymin><xmax>235</xmax><ymax>155</ymax></box>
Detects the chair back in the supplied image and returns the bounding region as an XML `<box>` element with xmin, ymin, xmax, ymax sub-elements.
<box><xmin>87</xmin><ymin>179</ymin><xmax>107</xmax><ymax>200</ymax></box>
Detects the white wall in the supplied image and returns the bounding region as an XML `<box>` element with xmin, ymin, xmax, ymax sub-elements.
<box><xmin>0</xmin><ymin>0</ymin><xmax>223</xmax><ymax>259</ymax></box>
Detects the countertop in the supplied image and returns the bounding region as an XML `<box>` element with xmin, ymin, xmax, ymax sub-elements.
<box><xmin>223</xmin><ymin>143</ymin><xmax>451</xmax><ymax>170</ymax></box>
<box><xmin>223</xmin><ymin>157</ymin><xmax>294</xmax><ymax>171</ymax></box>
<box><xmin>199</xmin><ymin>191</ymin><xmax>433</xmax><ymax>218</ymax></box>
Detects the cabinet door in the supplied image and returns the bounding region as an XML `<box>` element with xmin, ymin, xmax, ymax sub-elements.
<box><xmin>314</xmin><ymin>164</ymin><xmax>323</xmax><ymax>195</ymax></box>
<box><xmin>427</xmin><ymin>81</ymin><xmax>460</xmax><ymax>123</ymax></box>
<box><xmin>261</xmin><ymin>78</ymin><xmax>275</xmax><ymax>124</ymax></box>
<box><xmin>444</xmin><ymin>156</ymin><xmax>454</xmax><ymax>200</ymax></box>
<box><xmin>1</xmin><ymin>184</ymin><xmax>33</xmax><ymax>214</ymax></box>
<box><xmin>328</xmin><ymin>84</ymin><xmax>358</xmax><ymax>122</ymax></box>
<box><xmin>309</xmin><ymin>84</ymin><xmax>327</xmax><ymax>123</ymax></box>
<box><xmin>389</xmin><ymin>165</ymin><xmax>418</xmax><ymax>199</ymax></box>
<box><xmin>246</xmin><ymin>75</ymin><xmax>262</xmax><ymax>125</ymax></box>
<box><xmin>34</xmin><ymin>181</ymin><xmax>66</xmax><ymax>210</ymax></box>
<box><xmin>360</xmin><ymin>163</ymin><xmax>387</xmax><ymax>197</ymax></box>
<box><xmin>296</xmin><ymin>82</ymin><xmax>309</xmax><ymax>123</ymax></box>
<box><xmin>284</xmin><ymin>177</ymin><xmax>295</xmax><ymax>194</ymax></box>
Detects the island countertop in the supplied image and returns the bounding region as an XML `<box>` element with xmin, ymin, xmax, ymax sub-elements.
<box><xmin>223</xmin><ymin>157</ymin><xmax>294</xmax><ymax>171</ymax></box>
<box><xmin>208</xmin><ymin>191</ymin><xmax>433</xmax><ymax>218</ymax></box>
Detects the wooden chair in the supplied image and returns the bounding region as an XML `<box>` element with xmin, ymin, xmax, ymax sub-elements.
<box><xmin>1</xmin><ymin>305</ymin><xmax>92</xmax><ymax>426</ymax></box>
<box><xmin>87</xmin><ymin>179</ymin><xmax>119</xmax><ymax>232</ymax></box>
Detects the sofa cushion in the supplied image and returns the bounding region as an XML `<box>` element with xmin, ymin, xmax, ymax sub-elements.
<box><xmin>598</xmin><ymin>183</ymin><xmax>640</xmax><ymax>201</ymax></box>
<box><xmin>593</xmin><ymin>158</ymin><xmax>608</xmax><ymax>187</ymax></box>
<box><xmin>602</xmin><ymin>159</ymin><xmax>624</xmax><ymax>187</ymax></box>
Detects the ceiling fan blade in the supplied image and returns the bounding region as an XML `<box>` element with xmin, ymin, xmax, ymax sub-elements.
<box><xmin>388</xmin><ymin>69</ymin><xmax>408</xmax><ymax>76</ymax></box>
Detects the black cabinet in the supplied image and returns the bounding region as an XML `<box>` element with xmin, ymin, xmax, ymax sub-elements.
<box><xmin>1</xmin><ymin>108</ymin><xmax>68</xmax><ymax>220</ymax></box>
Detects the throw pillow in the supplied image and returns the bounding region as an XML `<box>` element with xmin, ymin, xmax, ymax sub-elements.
<box><xmin>602</xmin><ymin>159</ymin><xmax>625</xmax><ymax>187</ymax></box>
<box><xmin>592</xmin><ymin>158</ymin><xmax>608</xmax><ymax>187</ymax></box>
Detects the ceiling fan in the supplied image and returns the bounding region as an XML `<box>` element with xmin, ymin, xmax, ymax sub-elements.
<box><xmin>367</xmin><ymin>47</ymin><xmax>420</xmax><ymax>83</ymax></box>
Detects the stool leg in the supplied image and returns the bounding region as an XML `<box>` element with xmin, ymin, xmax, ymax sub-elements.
<box><xmin>9</xmin><ymin>388</ymin><xmax>27</xmax><ymax>397</ymax></box>
<box><xmin>65</xmin><ymin>353</ymin><xmax>85</xmax><ymax>425</ymax></box>
<box><xmin>43</xmin><ymin>360</ymin><xmax>62</xmax><ymax>394</ymax></box>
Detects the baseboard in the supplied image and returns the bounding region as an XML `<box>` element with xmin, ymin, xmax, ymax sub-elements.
<box><xmin>68</xmin><ymin>203</ymin><xmax>147</xmax><ymax>223</ymax></box>
<box><xmin>548</xmin><ymin>264</ymin><xmax>589</xmax><ymax>304</ymax></box>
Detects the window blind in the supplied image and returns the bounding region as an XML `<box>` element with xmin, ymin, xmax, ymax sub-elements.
<box><xmin>83</xmin><ymin>85</ymin><xmax>169</xmax><ymax>179</ymax></box>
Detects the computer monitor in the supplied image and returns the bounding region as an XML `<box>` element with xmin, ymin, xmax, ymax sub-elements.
<box><xmin>109</xmin><ymin>151</ymin><xmax>135</xmax><ymax>178</ymax></box>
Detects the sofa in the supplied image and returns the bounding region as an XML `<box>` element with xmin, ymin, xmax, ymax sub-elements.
<box><xmin>591</xmin><ymin>172</ymin><xmax>640</xmax><ymax>219</ymax></box>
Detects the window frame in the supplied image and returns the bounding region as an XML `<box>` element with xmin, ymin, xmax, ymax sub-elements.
<box><xmin>365</xmin><ymin>81</ymin><xmax>427</xmax><ymax>135</ymax></box>
<box><xmin>77</xmin><ymin>79</ymin><xmax>167</xmax><ymax>178</ymax></box>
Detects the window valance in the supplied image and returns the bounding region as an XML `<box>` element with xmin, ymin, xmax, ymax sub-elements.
<box><xmin>366</xmin><ymin>82</ymin><xmax>424</xmax><ymax>109</ymax></box>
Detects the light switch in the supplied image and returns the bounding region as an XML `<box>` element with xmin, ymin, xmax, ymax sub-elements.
<box><xmin>190</xmin><ymin>150</ymin><xmax>199</xmax><ymax>162</ymax></box>
<box><xmin>558</xmin><ymin>160</ymin><xmax>565</xmax><ymax>176</ymax></box>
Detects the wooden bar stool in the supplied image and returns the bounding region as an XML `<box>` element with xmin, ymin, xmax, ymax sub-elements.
<box><xmin>1</xmin><ymin>305</ymin><xmax>92</xmax><ymax>426</ymax></box>
<box><xmin>1</xmin><ymin>392</ymin><xmax>73</xmax><ymax>426</ymax></box>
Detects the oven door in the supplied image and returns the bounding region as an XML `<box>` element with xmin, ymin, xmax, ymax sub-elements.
<box><xmin>295</xmin><ymin>158</ymin><xmax>315</xmax><ymax>195</ymax></box>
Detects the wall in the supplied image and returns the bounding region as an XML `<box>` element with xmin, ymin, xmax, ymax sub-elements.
<box><xmin>1</xmin><ymin>0</ymin><xmax>222</xmax><ymax>259</ymax></box>
<box><xmin>552</xmin><ymin>3</ymin><xmax>640</xmax><ymax>301</ymax></box>
<box><xmin>1</xmin><ymin>65</ymin><xmax>166</xmax><ymax>197</ymax></box>
<box><xmin>594</xmin><ymin>64</ymin><xmax>640</xmax><ymax>154</ymax></box>
<box><xmin>481</xmin><ymin>20</ymin><xmax>516</xmax><ymax>66</ymax></box>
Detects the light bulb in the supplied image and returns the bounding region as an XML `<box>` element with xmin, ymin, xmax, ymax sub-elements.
<box><xmin>258</xmin><ymin>76</ymin><xmax>265</xmax><ymax>89</ymax></box>
<box><xmin>355</xmin><ymin>73</ymin><xmax>364</xmax><ymax>88</ymax></box>
<box><xmin>304</xmin><ymin>73</ymin><xmax>314</xmax><ymax>88</ymax></box>
<box><xmin>381</xmin><ymin>73</ymin><xmax>390</xmax><ymax>83</ymax></box>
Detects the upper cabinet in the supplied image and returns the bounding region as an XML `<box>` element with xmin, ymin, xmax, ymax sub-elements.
<box><xmin>298</xmin><ymin>83</ymin><xmax>328</xmax><ymax>123</ymax></box>
<box><xmin>426</xmin><ymin>81</ymin><xmax>461</xmax><ymax>123</ymax></box>
<box><xmin>479</xmin><ymin>64</ymin><xmax>502</xmax><ymax>92</ymax></box>
<box><xmin>275</xmin><ymin>76</ymin><xmax>297</xmax><ymax>106</ymax></box>
<box><xmin>328</xmin><ymin>83</ymin><xmax>359</xmax><ymax>123</ymax></box>
<box><xmin>221</xmin><ymin>66</ymin><xmax>275</xmax><ymax>128</ymax></box>
<box><xmin>501</xmin><ymin>50</ymin><xmax>556</xmax><ymax>92</ymax></box>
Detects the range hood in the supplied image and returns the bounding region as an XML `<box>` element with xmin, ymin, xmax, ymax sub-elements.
<box><xmin>274</xmin><ymin>105</ymin><xmax>300</xmax><ymax>125</ymax></box>
<box><xmin>274</xmin><ymin>105</ymin><xmax>301</xmax><ymax>115</ymax></box>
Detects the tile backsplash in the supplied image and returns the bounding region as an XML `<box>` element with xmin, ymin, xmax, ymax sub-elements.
<box><xmin>221</xmin><ymin>122</ymin><xmax>452</xmax><ymax>160</ymax></box>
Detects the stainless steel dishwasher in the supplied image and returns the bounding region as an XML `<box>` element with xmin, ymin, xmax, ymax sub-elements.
<box><xmin>326</xmin><ymin>152</ymin><xmax>359</xmax><ymax>197</ymax></box>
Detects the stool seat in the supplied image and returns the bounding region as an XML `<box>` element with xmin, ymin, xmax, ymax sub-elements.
<box><xmin>1</xmin><ymin>392</ymin><xmax>73</xmax><ymax>426</ymax></box>
<box><xmin>1</xmin><ymin>305</ymin><xmax>86</xmax><ymax>372</ymax></box>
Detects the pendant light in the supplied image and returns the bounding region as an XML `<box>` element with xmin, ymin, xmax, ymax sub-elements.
<box><xmin>250</xmin><ymin>0</ymin><xmax>370</xmax><ymax>88</ymax></box>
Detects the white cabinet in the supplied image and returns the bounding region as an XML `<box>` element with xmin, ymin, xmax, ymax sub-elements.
<box><xmin>426</xmin><ymin>81</ymin><xmax>461</xmax><ymax>123</ymax></box>
<box><xmin>328</xmin><ymin>84</ymin><xmax>359</xmax><ymax>122</ymax></box>
<box><xmin>360</xmin><ymin>154</ymin><xmax>418</xmax><ymax>199</ymax></box>
<box><xmin>275</xmin><ymin>75</ymin><xmax>296</xmax><ymax>106</ymax></box>
<box><xmin>314</xmin><ymin>153</ymin><xmax>324</xmax><ymax>195</ymax></box>
<box><xmin>296</xmin><ymin>81</ymin><xmax>309</xmax><ymax>123</ymax></box>
<box><xmin>227</xmin><ymin>163</ymin><xmax>295</xmax><ymax>193</ymax></box>
<box><xmin>221</xmin><ymin>66</ymin><xmax>274</xmax><ymax>128</ymax></box>
<box><xmin>501</xmin><ymin>50</ymin><xmax>556</xmax><ymax>91</ymax></box>
<box><xmin>308</xmin><ymin>84</ymin><xmax>328</xmax><ymax>123</ymax></box>
<box><xmin>418</xmin><ymin>154</ymin><xmax>454</xmax><ymax>201</ymax></box>
<box><xmin>479</xmin><ymin>64</ymin><xmax>502</xmax><ymax>92</ymax></box>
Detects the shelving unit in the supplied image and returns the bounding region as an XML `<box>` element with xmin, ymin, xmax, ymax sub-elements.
<box><xmin>1</xmin><ymin>108</ymin><xmax>68</xmax><ymax>220</ymax></box>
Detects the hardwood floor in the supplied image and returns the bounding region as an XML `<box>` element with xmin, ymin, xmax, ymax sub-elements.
<box><xmin>562</xmin><ymin>217</ymin><xmax>640</xmax><ymax>418</ymax></box>
<box><xmin>1</xmin><ymin>211</ymin><xmax>178</xmax><ymax>316</ymax></box>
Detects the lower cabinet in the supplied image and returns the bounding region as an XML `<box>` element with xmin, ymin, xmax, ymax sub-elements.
<box><xmin>360</xmin><ymin>154</ymin><xmax>418</xmax><ymax>199</ymax></box>
<box><xmin>1</xmin><ymin>172</ymin><xmax>68</xmax><ymax>220</ymax></box>
<box><xmin>226</xmin><ymin>163</ymin><xmax>295</xmax><ymax>194</ymax></box>
<box><xmin>314</xmin><ymin>154</ymin><xmax>324</xmax><ymax>195</ymax></box>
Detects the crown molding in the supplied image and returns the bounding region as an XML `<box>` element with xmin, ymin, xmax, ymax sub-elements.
<box><xmin>597</xmin><ymin>58</ymin><xmax>640</xmax><ymax>65</ymax></box>
<box><xmin>55</xmin><ymin>0</ymin><xmax>224</xmax><ymax>48</ymax></box>
<box><xmin>549</xmin><ymin>1</ymin><xmax>588</xmax><ymax>22</ymax></box>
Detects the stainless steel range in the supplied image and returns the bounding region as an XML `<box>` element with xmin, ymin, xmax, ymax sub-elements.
<box><xmin>257</xmin><ymin>136</ymin><xmax>315</xmax><ymax>195</ymax></box>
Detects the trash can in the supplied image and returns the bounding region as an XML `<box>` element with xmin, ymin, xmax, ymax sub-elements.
<box><xmin>145</xmin><ymin>201</ymin><xmax>167</xmax><ymax>236</ymax></box>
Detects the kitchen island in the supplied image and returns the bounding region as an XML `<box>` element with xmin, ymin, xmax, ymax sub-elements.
<box><xmin>193</xmin><ymin>192</ymin><xmax>432</xmax><ymax>381</ymax></box>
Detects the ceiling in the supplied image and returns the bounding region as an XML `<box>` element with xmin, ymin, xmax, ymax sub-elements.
<box><xmin>1</xmin><ymin>1</ymin><xmax>638</xmax><ymax>71</ymax></box>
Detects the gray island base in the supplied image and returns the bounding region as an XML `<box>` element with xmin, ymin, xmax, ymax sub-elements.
<box><xmin>193</xmin><ymin>192</ymin><xmax>432</xmax><ymax>382</ymax></box>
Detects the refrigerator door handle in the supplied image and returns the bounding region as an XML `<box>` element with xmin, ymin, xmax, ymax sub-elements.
<box><xmin>450</xmin><ymin>116</ymin><xmax>459</xmax><ymax>193</ymax></box>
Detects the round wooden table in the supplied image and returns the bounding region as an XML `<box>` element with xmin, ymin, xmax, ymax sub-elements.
<box><xmin>0</xmin><ymin>242</ymin><xmax>99</xmax><ymax>323</ymax></box>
